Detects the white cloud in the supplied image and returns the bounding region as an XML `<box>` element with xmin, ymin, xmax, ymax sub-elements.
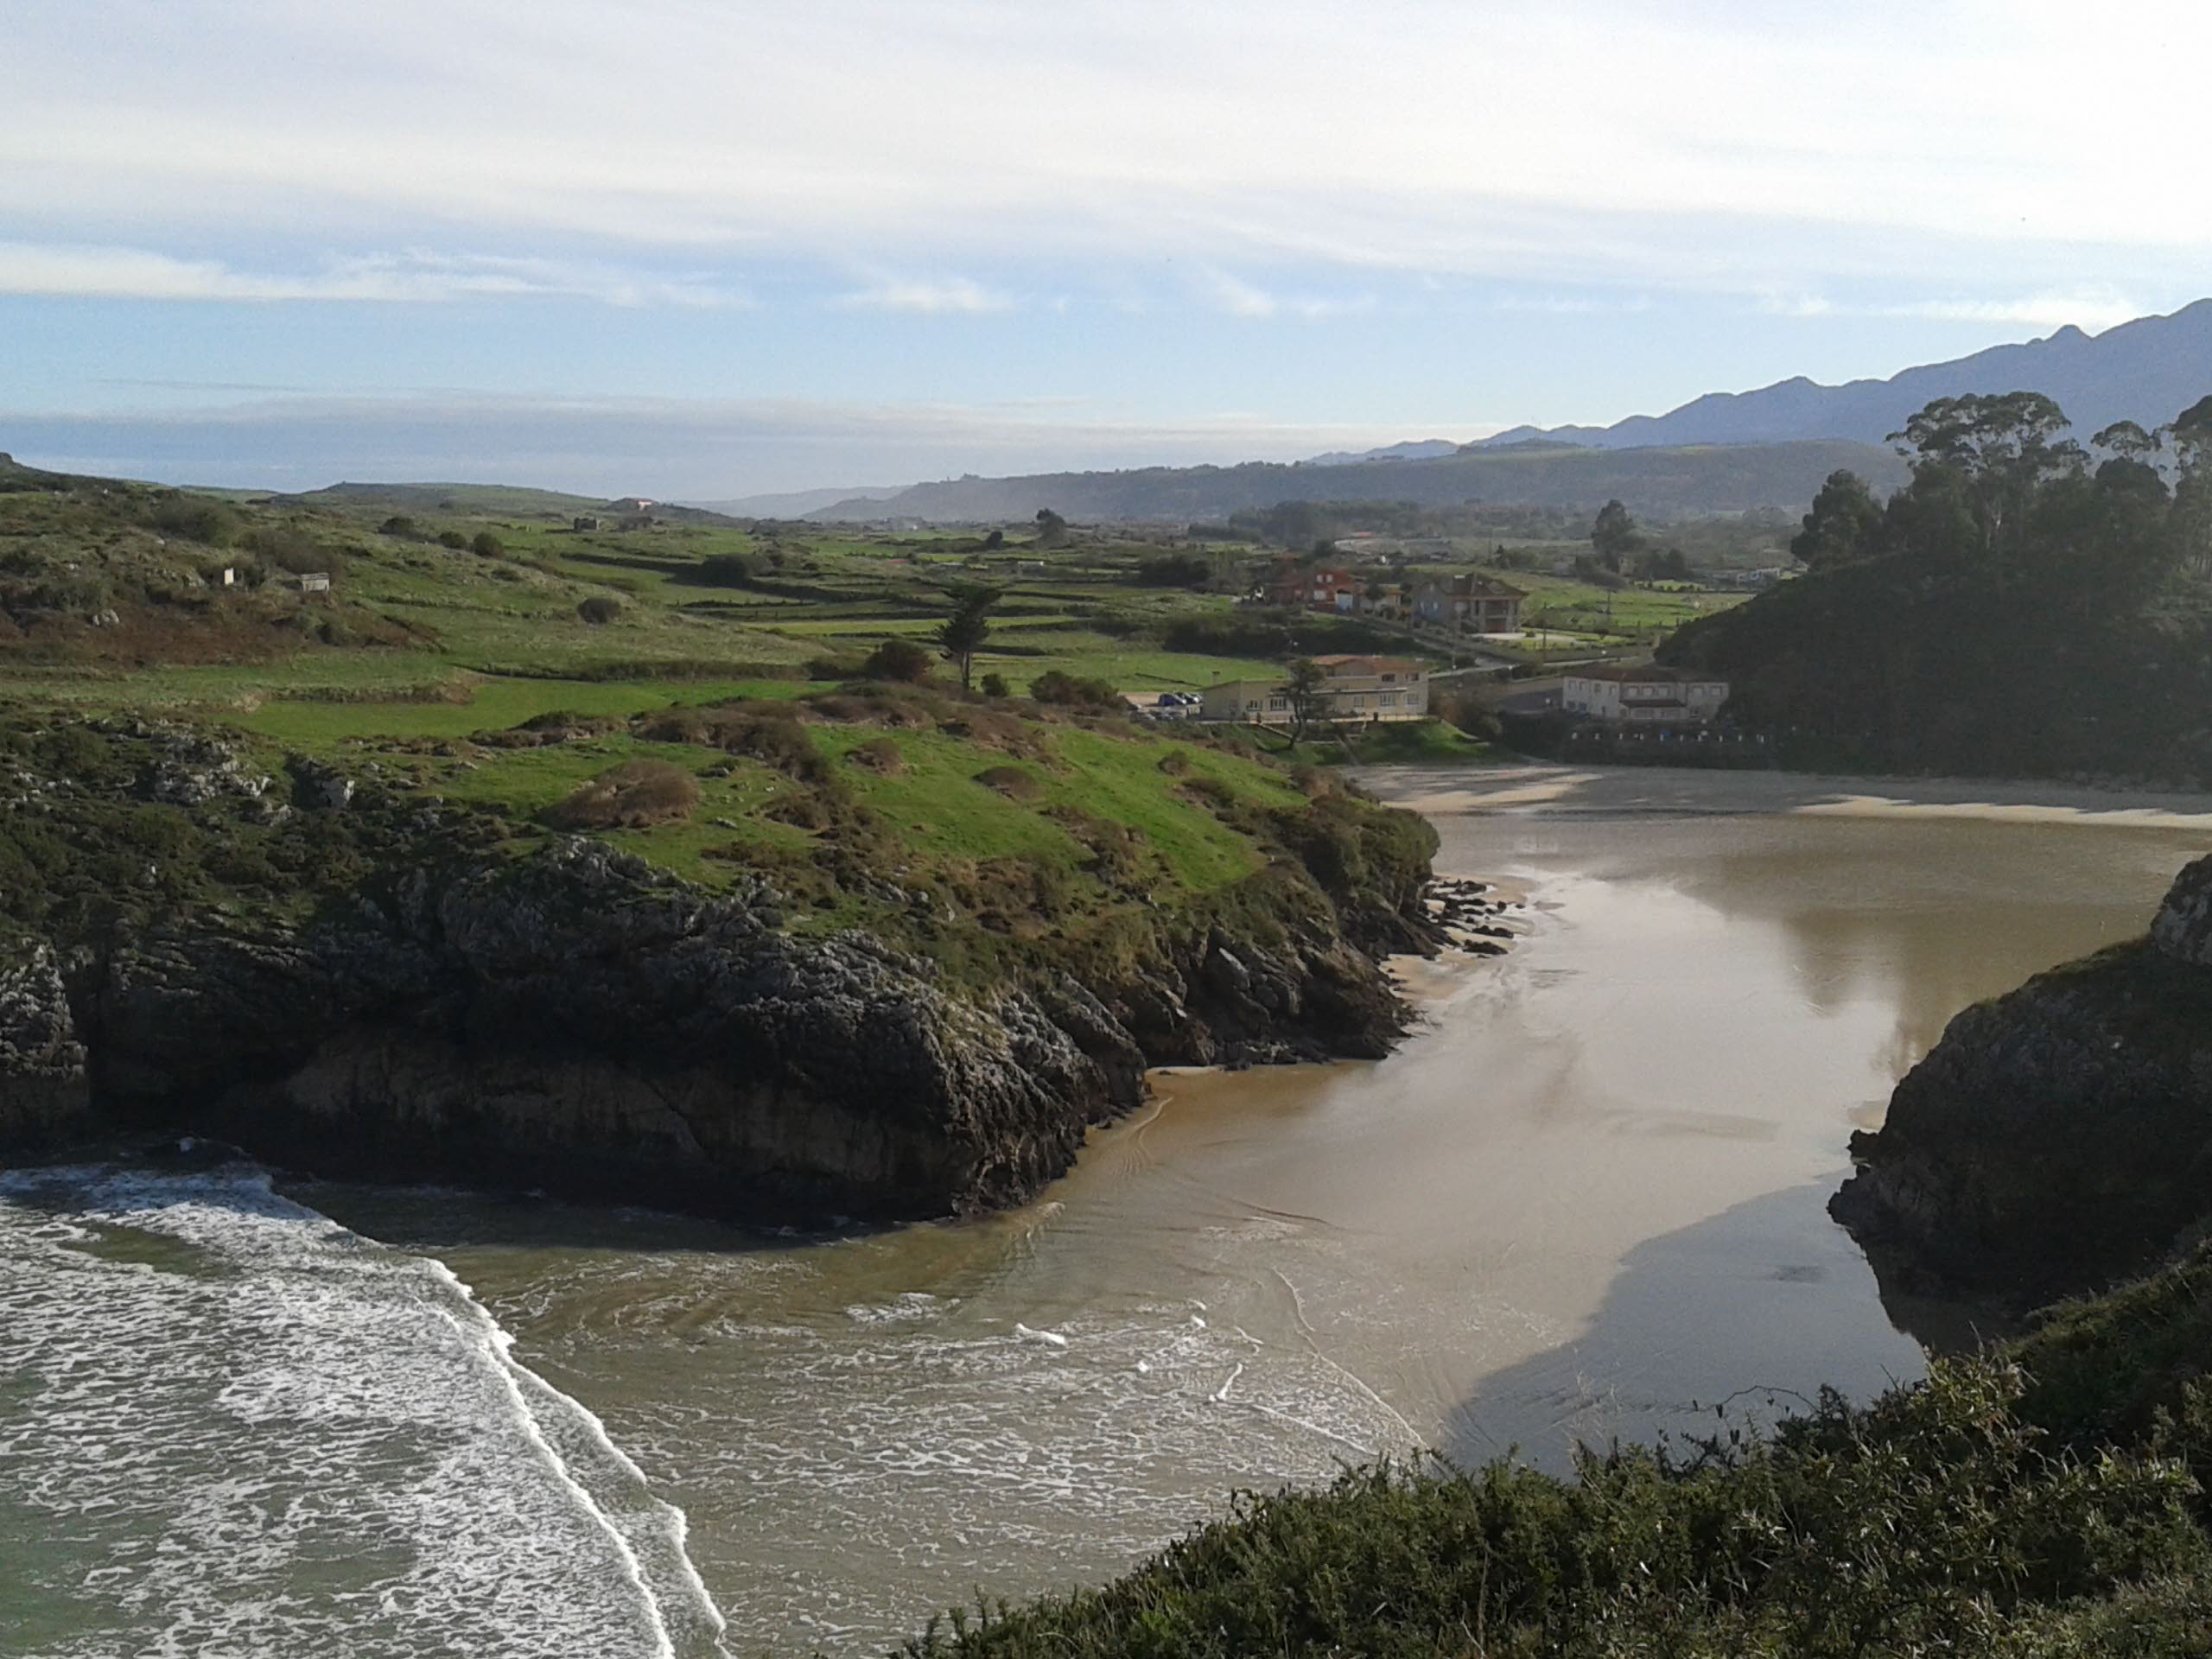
<box><xmin>0</xmin><ymin>242</ymin><xmax>747</xmax><ymax>307</ymax></box>
<box><xmin>1196</xmin><ymin>269</ymin><xmax>1372</xmax><ymax>321</ymax></box>
<box><xmin>835</xmin><ymin>276</ymin><xmax>1011</xmax><ymax>314</ymax></box>
<box><xmin>1759</xmin><ymin>287</ymin><xmax>2146</xmax><ymax>334</ymax></box>
<box><xmin>1</xmin><ymin>1</ymin><xmax>2205</xmax><ymax>297</ymax></box>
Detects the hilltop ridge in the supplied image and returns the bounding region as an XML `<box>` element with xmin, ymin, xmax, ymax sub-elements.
<box><xmin>1479</xmin><ymin>298</ymin><xmax>2212</xmax><ymax>450</ymax></box>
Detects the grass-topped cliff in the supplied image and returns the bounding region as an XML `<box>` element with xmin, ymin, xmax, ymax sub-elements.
<box><xmin>0</xmin><ymin>462</ymin><xmax>1461</xmax><ymax>1217</ymax></box>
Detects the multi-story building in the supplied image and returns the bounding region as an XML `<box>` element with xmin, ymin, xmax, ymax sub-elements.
<box><xmin>1413</xmin><ymin>574</ymin><xmax>1524</xmax><ymax>634</ymax></box>
<box><xmin>1561</xmin><ymin>665</ymin><xmax>1731</xmax><ymax>724</ymax></box>
<box><xmin>1199</xmin><ymin>655</ymin><xmax>1431</xmax><ymax>725</ymax></box>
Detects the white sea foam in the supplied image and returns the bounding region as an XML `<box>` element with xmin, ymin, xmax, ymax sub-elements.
<box><xmin>0</xmin><ymin>1164</ymin><xmax>730</xmax><ymax>1659</ymax></box>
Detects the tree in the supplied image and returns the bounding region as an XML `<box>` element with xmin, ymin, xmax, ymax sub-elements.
<box><xmin>2093</xmin><ymin>420</ymin><xmax>2162</xmax><ymax>465</ymax></box>
<box><xmin>1591</xmin><ymin>499</ymin><xmax>1642</xmax><ymax>572</ymax></box>
<box><xmin>1889</xmin><ymin>392</ymin><xmax>2086</xmax><ymax>557</ymax></box>
<box><xmin>1791</xmin><ymin>470</ymin><xmax>1885</xmax><ymax>572</ymax></box>
<box><xmin>935</xmin><ymin>588</ymin><xmax>997</xmax><ymax>691</ymax></box>
<box><xmin>982</xmin><ymin>529</ymin><xmax>1006</xmax><ymax>550</ymax></box>
<box><xmin>1033</xmin><ymin>508</ymin><xmax>1069</xmax><ymax>548</ymax></box>
<box><xmin>2164</xmin><ymin>396</ymin><xmax>2212</xmax><ymax>577</ymax></box>
<box><xmin>1283</xmin><ymin>658</ymin><xmax>1329</xmax><ymax>749</ymax></box>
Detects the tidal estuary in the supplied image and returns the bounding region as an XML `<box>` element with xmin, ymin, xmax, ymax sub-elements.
<box><xmin>4</xmin><ymin>766</ymin><xmax>2209</xmax><ymax>1656</ymax></box>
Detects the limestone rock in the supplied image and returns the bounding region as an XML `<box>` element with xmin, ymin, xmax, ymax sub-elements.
<box><xmin>2152</xmin><ymin>855</ymin><xmax>2212</xmax><ymax>968</ymax></box>
<box><xmin>1834</xmin><ymin>861</ymin><xmax>2212</xmax><ymax>1299</ymax></box>
<box><xmin>0</xmin><ymin>939</ymin><xmax>91</xmax><ymax>1146</ymax></box>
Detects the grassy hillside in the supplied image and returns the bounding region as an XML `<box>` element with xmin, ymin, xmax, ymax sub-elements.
<box><xmin>0</xmin><ymin>463</ymin><xmax>1457</xmax><ymax>994</ymax></box>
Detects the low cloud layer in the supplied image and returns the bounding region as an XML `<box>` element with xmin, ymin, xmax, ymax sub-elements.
<box><xmin>1</xmin><ymin>395</ymin><xmax>1471</xmax><ymax>500</ymax></box>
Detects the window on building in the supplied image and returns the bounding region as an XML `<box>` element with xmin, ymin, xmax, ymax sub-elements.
<box><xmin>1268</xmin><ymin>696</ymin><xmax>1287</xmax><ymax>711</ymax></box>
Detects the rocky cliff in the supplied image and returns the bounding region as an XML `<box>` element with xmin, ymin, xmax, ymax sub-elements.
<box><xmin>1</xmin><ymin>764</ymin><xmax>1443</xmax><ymax>1222</ymax></box>
<box><xmin>1832</xmin><ymin>855</ymin><xmax>2212</xmax><ymax>1299</ymax></box>
<box><xmin>0</xmin><ymin>939</ymin><xmax>90</xmax><ymax>1145</ymax></box>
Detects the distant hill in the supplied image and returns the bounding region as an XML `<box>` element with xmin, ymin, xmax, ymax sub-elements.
<box><xmin>276</xmin><ymin>480</ymin><xmax>745</xmax><ymax>526</ymax></box>
<box><xmin>685</xmin><ymin>484</ymin><xmax>907</xmax><ymax>518</ymax></box>
<box><xmin>1478</xmin><ymin>299</ymin><xmax>2212</xmax><ymax>450</ymax></box>
<box><xmin>810</xmin><ymin>439</ymin><xmax>1906</xmax><ymax>524</ymax></box>
<box><xmin>1301</xmin><ymin>439</ymin><xmax>1462</xmax><ymax>467</ymax></box>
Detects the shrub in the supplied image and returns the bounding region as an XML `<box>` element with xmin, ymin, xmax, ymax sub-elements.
<box><xmin>147</xmin><ymin>496</ymin><xmax>239</xmax><ymax>548</ymax></box>
<box><xmin>544</xmin><ymin>760</ymin><xmax>701</xmax><ymax>829</ymax></box>
<box><xmin>238</xmin><ymin>524</ymin><xmax>333</xmax><ymax>574</ymax></box>
<box><xmin>378</xmin><ymin>515</ymin><xmax>420</xmax><ymax>539</ymax></box>
<box><xmin>436</xmin><ymin>530</ymin><xmax>468</xmax><ymax>550</ymax></box>
<box><xmin>471</xmin><ymin>531</ymin><xmax>503</xmax><ymax>558</ymax></box>
<box><xmin>974</xmin><ymin>765</ymin><xmax>1045</xmax><ymax>802</ymax></box>
<box><xmin>690</xmin><ymin>552</ymin><xmax>755</xmax><ymax>588</ymax></box>
<box><xmin>848</xmin><ymin>736</ymin><xmax>906</xmax><ymax>774</ymax></box>
<box><xmin>1029</xmin><ymin>670</ymin><xmax>1121</xmax><ymax>711</ymax></box>
<box><xmin>862</xmin><ymin>638</ymin><xmax>936</xmax><ymax>683</ymax></box>
<box><xmin>640</xmin><ymin>706</ymin><xmax>830</xmax><ymax>781</ymax></box>
<box><xmin>577</xmin><ymin>596</ymin><xmax>623</xmax><ymax>626</ymax></box>
<box><xmin>806</xmin><ymin>654</ymin><xmax>863</xmax><ymax>681</ymax></box>
<box><xmin>978</xmin><ymin>672</ymin><xmax>1011</xmax><ymax>699</ymax></box>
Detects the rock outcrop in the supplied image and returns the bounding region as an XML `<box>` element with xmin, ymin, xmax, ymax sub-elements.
<box><xmin>1832</xmin><ymin>855</ymin><xmax>2212</xmax><ymax>1299</ymax></box>
<box><xmin>0</xmin><ymin>938</ymin><xmax>91</xmax><ymax>1145</ymax></box>
<box><xmin>4</xmin><ymin>833</ymin><xmax>1433</xmax><ymax>1222</ymax></box>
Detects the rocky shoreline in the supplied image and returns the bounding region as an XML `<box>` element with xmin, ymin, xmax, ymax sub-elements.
<box><xmin>1832</xmin><ymin>854</ymin><xmax>2212</xmax><ymax>1303</ymax></box>
<box><xmin>2</xmin><ymin>734</ymin><xmax>1513</xmax><ymax>1222</ymax></box>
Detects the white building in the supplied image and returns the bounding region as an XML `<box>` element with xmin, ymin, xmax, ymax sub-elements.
<box><xmin>1561</xmin><ymin>666</ymin><xmax>1730</xmax><ymax>724</ymax></box>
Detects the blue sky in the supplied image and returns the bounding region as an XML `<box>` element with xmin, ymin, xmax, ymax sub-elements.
<box><xmin>4</xmin><ymin>0</ymin><xmax>2208</xmax><ymax>499</ymax></box>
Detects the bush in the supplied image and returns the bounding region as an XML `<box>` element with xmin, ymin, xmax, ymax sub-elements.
<box><xmin>147</xmin><ymin>496</ymin><xmax>239</xmax><ymax>548</ymax></box>
<box><xmin>848</xmin><ymin>736</ymin><xmax>906</xmax><ymax>774</ymax></box>
<box><xmin>1132</xmin><ymin>553</ymin><xmax>1212</xmax><ymax>588</ymax></box>
<box><xmin>471</xmin><ymin>531</ymin><xmax>503</xmax><ymax>558</ymax></box>
<box><xmin>436</xmin><ymin>530</ymin><xmax>468</xmax><ymax>550</ymax></box>
<box><xmin>378</xmin><ymin>515</ymin><xmax>420</xmax><ymax>539</ymax></box>
<box><xmin>544</xmin><ymin>760</ymin><xmax>701</xmax><ymax>829</ymax></box>
<box><xmin>690</xmin><ymin>552</ymin><xmax>755</xmax><ymax>588</ymax></box>
<box><xmin>577</xmin><ymin>596</ymin><xmax>623</xmax><ymax>626</ymax></box>
<box><xmin>978</xmin><ymin>672</ymin><xmax>1011</xmax><ymax>699</ymax></box>
<box><xmin>238</xmin><ymin>524</ymin><xmax>332</xmax><ymax>575</ymax></box>
<box><xmin>637</xmin><ymin>706</ymin><xmax>830</xmax><ymax>781</ymax></box>
<box><xmin>862</xmin><ymin>638</ymin><xmax>936</xmax><ymax>683</ymax></box>
<box><xmin>974</xmin><ymin>765</ymin><xmax>1045</xmax><ymax>802</ymax></box>
<box><xmin>1029</xmin><ymin>670</ymin><xmax>1121</xmax><ymax>711</ymax></box>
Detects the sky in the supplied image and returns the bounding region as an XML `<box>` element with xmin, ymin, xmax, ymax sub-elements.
<box><xmin>4</xmin><ymin>0</ymin><xmax>2209</xmax><ymax>500</ymax></box>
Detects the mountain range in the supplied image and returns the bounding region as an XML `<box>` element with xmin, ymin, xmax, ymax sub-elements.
<box><xmin>778</xmin><ymin>298</ymin><xmax>2212</xmax><ymax>524</ymax></box>
<box><xmin>1475</xmin><ymin>300</ymin><xmax>2212</xmax><ymax>451</ymax></box>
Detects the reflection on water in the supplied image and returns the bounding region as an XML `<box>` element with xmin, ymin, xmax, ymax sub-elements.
<box><xmin>64</xmin><ymin>772</ymin><xmax>2202</xmax><ymax>1655</ymax></box>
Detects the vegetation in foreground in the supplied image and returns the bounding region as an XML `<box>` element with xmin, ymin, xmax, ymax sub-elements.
<box><xmin>903</xmin><ymin>1243</ymin><xmax>2212</xmax><ymax>1658</ymax></box>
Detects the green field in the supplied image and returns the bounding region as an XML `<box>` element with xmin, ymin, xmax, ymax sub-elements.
<box><xmin>0</xmin><ymin>466</ymin><xmax>1493</xmax><ymax>981</ymax></box>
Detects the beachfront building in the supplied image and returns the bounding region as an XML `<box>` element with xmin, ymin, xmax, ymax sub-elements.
<box><xmin>1561</xmin><ymin>665</ymin><xmax>1731</xmax><ymax>724</ymax></box>
<box><xmin>1199</xmin><ymin>655</ymin><xmax>1431</xmax><ymax>726</ymax></box>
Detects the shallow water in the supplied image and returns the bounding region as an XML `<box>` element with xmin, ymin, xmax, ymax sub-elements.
<box><xmin>3</xmin><ymin>769</ymin><xmax>2205</xmax><ymax>1655</ymax></box>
